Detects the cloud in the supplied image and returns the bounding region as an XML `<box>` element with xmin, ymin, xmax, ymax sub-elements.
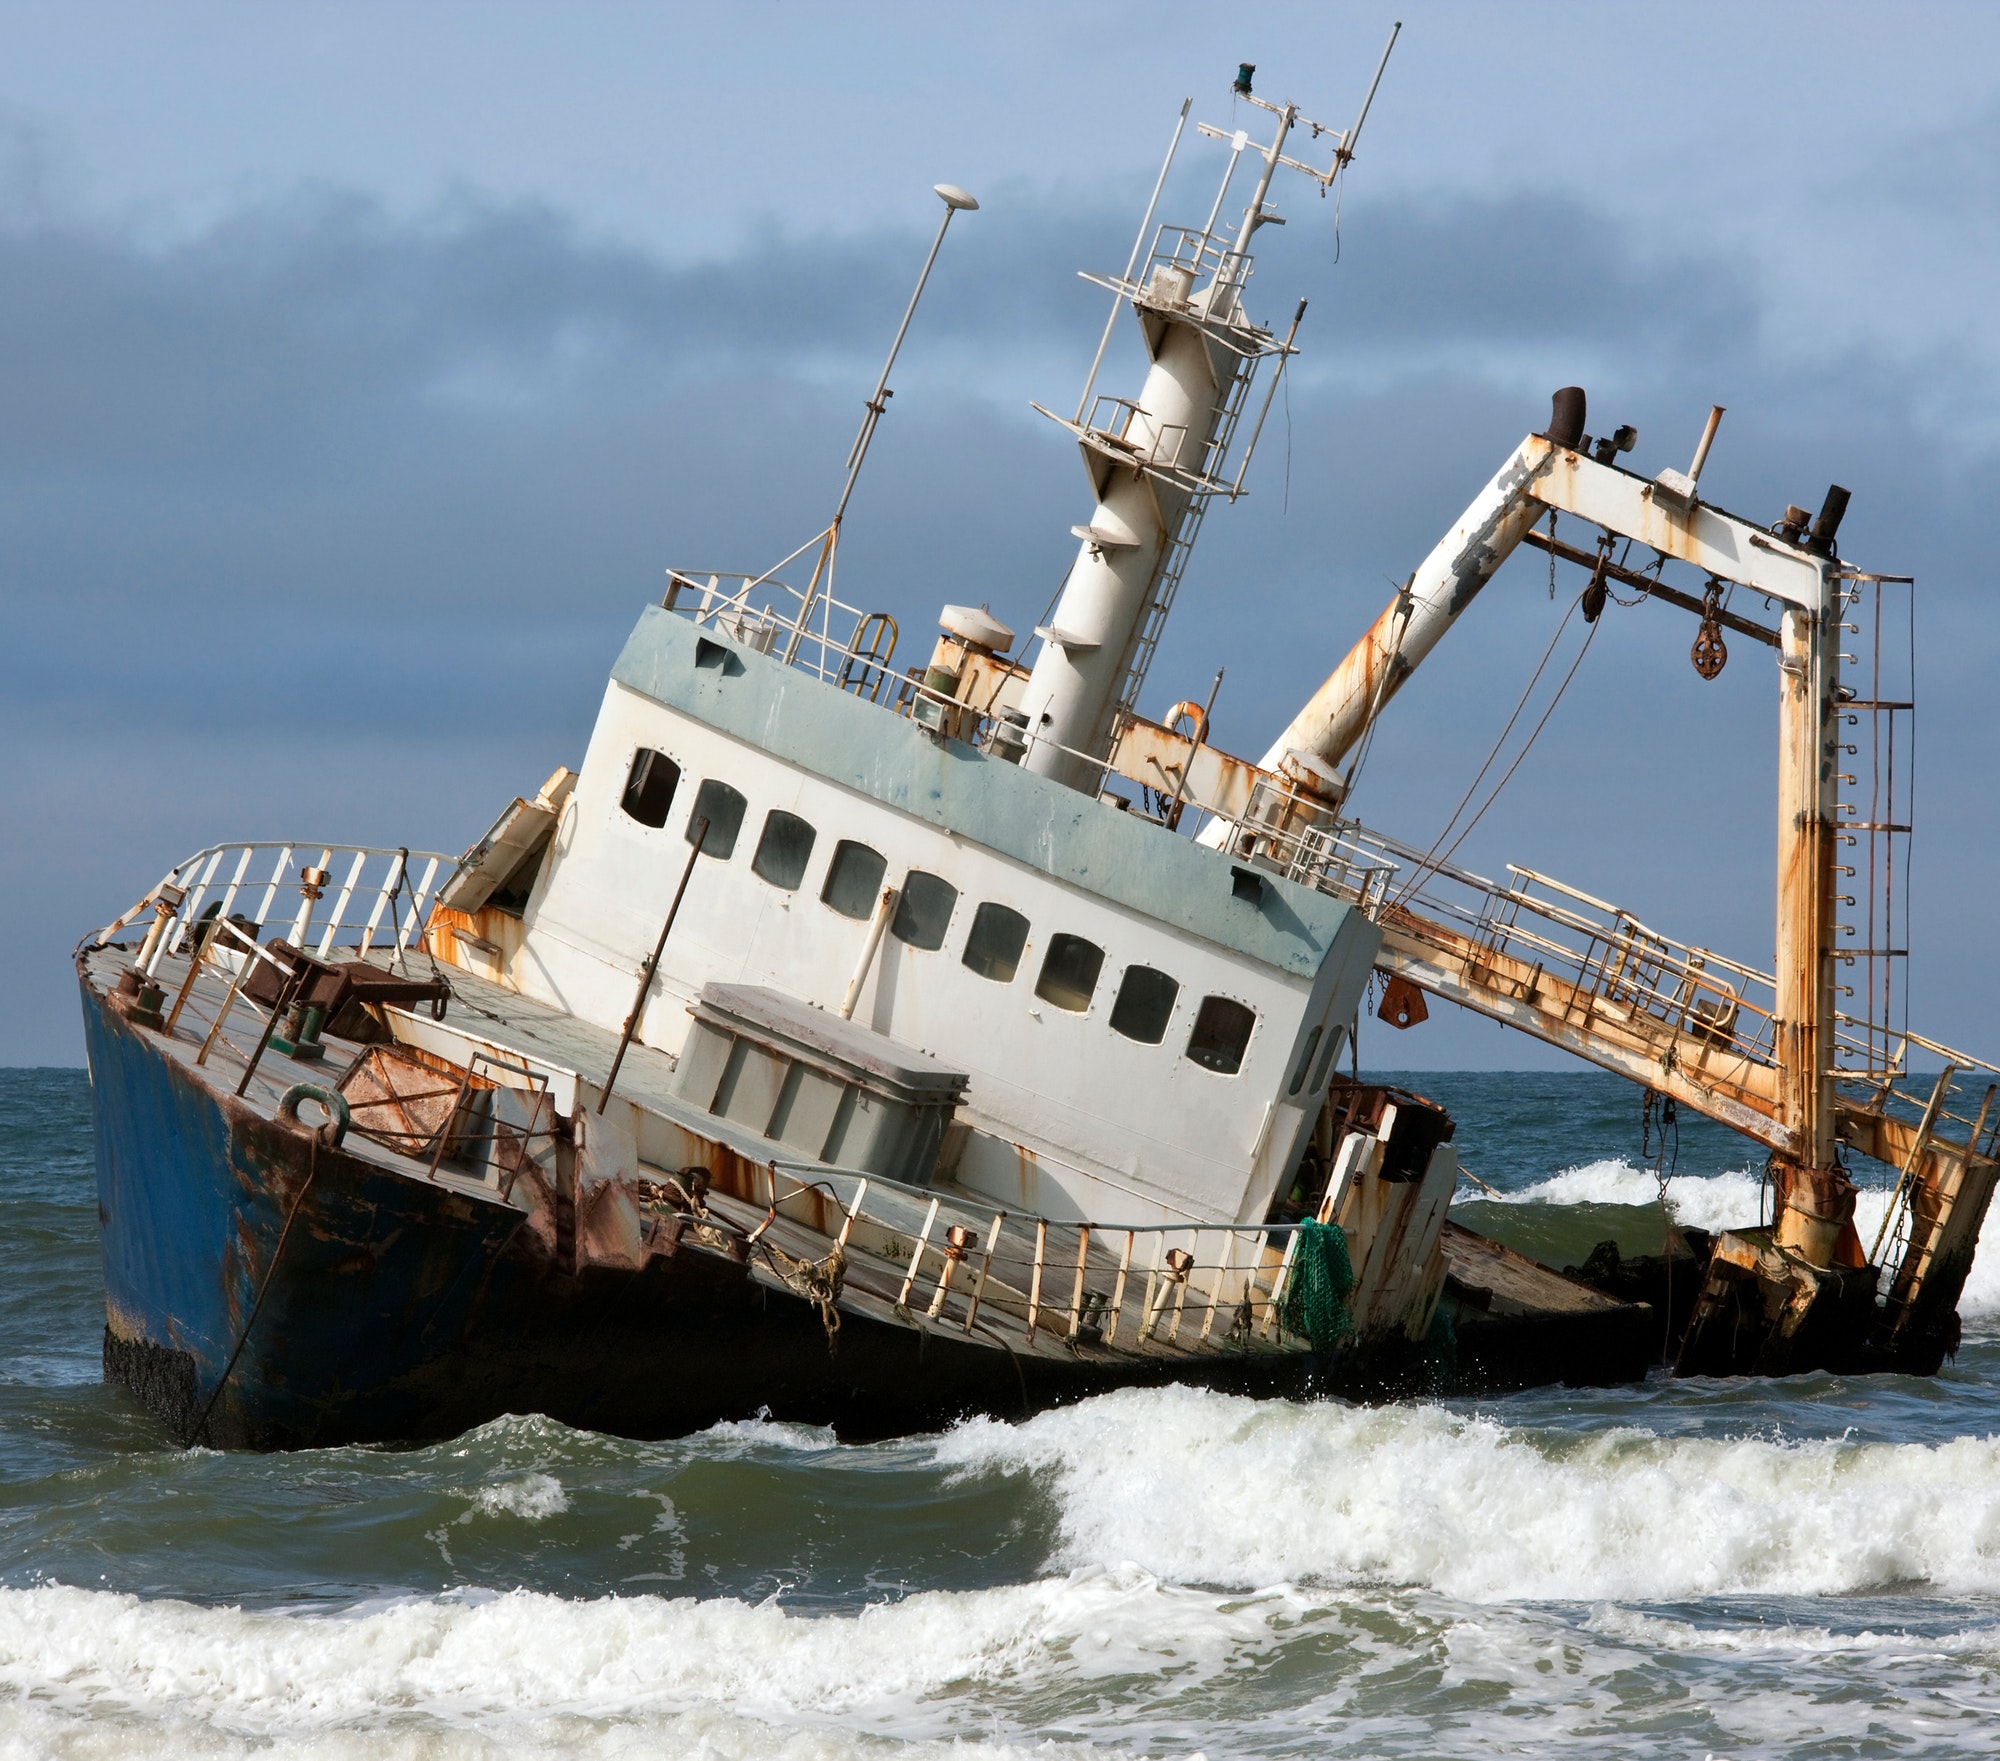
<box><xmin>3</xmin><ymin>163</ymin><xmax>1997</xmax><ymax>1064</ymax></box>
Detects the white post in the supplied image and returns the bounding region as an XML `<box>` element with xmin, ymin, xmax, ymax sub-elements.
<box><xmin>839</xmin><ymin>886</ymin><xmax>900</xmax><ymax>1020</ymax></box>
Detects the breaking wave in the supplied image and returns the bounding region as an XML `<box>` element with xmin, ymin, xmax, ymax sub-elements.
<box><xmin>935</xmin><ymin>1383</ymin><xmax>2000</xmax><ymax>1601</ymax></box>
<box><xmin>0</xmin><ymin>1570</ymin><xmax>1280</xmax><ymax>1757</ymax></box>
<box><xmin>467</xmin><ymin>1472</ymin><xmax>570</xmax><ymax>1521</ymax></box>
<box><xmin>12</xmin><ymin>1384</ymin><xmax>2000</xmax><ymax>1754</ymax></box>
<box><xmin>0</xmin><ymin>1563</ymin><xmax>1993</xmax><ymax>1761</ymax></box>
<box><xmin>1473</xmin><ymin>1159</ymin><xmax>2000</xmax><ymax>1313</ymax></box>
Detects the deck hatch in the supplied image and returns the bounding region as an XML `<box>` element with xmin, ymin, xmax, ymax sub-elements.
<box><xmin>671</xmin><ymin>982</ymin><xmax>970</xmax><ymax>1185</ymax></box>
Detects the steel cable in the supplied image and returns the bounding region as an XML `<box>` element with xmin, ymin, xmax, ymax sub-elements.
<box><xmin>1389</xmin><ymin>583</ymin><xmax>1595</xmax><ymax>906</ymax></box>
<box><xmin>183</xmin><ymin>1133</ymin><xmax>320</xmax><ymax>1449</ymax></box>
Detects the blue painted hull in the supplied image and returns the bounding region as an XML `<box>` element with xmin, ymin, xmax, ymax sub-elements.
<box><xmin>83</xmin><ymin>975</ymin><xmax>540</xmax><ymax>1445</ymax></box>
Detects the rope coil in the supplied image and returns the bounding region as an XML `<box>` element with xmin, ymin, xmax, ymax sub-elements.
<box><xmin>760</xmin><ymin>1239</ymin><xmax>848</xmax><ymax>1354</ymax></box>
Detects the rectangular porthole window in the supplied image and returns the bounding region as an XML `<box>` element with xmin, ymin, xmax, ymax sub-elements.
<box><xmin>1035</xmin><ymin>934</ymin><xmax>1104</xmax><ymax>1014</ymax></box>
<box><xmin>620</xmin><ymin>749</ymin><xmax>681</xmax><ymax>828</ymax></box>
<box><xmin>751</xmin><ymin>810</ymin><xmax>816</xmax><ymax>890</ymax></box>
<box><xmin>685</xmin><ymin>779</ymin><xmax>747</xmax><ymax>858</ymax></box>
<box><xmin>1289</xmin><ymin>1025</ymin><xmax>1323</xmax><ymax>1095</ymax></box>
<box><xmin>1186</xmin><ymin>995</ymin><xmax>1257</xmax><ymax>1075</ymax></box>
<box><xmin>1109</xmin><ymin>965</ymin><xmax>1179</xmax><ymax>1044</ymax></box>
<box><xmin>890</xmin><ymin>870</ymin><xmax>958</xmax><ymax>951</ymax></box>
<box><xmin>821</xmin><ymin>840</ymin><xmax>888</xmax><ymax>919</ymax></box>
<box><xmin>961</xmin><ymin>902</ymin><xmax>1029</xmax><ymax>982</ymax></box>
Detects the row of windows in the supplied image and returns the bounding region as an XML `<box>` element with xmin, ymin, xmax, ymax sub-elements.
<box><xmin>620</xmin><ymin>747</ymin><xmax>1261</xmax><ymax>1076</ymax></box>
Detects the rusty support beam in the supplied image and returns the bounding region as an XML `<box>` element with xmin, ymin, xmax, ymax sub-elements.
<box><xmin>600</xmin><ymin>815</ymin><xmax>708</xmax><ymax>1114</ymax></box>
<box><xmin>1375</xmin><ymin>917</ymin><xmax>1792</xmax><ymax>1153</ymax></box>
<box><xmin>1770</xmin><ymin>602</ymin><xmax>1850</xmax><ymax>1263</ymax></box>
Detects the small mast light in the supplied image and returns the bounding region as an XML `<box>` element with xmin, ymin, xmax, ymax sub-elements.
<box><xmin>934</xmin><ymin>183</ymin><xmax>979</xmax><ymax>211</ymax></box>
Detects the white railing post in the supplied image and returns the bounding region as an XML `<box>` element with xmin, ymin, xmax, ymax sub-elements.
<box><xmin>1026</xmin><ymin>1218</ymin><xmax>1048</xmax><ymax>1341</ymax></box>
<box><xmin>317</xmin><ymin>849</ymin><xmax>368</xmax><ymax>957</ymax></box>
<box><xmin>1066</xmin><ymin>1224</ymin><xmax>1092</xmax><ymax>1340</ymax></box>
<box><xmin>212</xmin><ymin>846</ymin><xmax>254</xmax><ymax>940</ymax></box>
<box><xmin>396</xmin><ymin>856</ymin><xmax>442</xmax><ymax>960</ymax></box>
<box><xmin>961</xmin><ymin>1212</ymin><xmax>1006</xmax><ymax>1334</ymax></box>
<box><xmin>253</xmin><ymin>846</ymin><xmax>294</xmax><ymax>941</ymax></box>
<box><xmin>1105</xmin><ymin>1230</ymin><xmax>1135</xmax><ymax>1344</ymax></box>
<box><xmin>163</xmin><ymin>849</ymin><xmax>226</xmax><ymax>962</ymax></box>
<box><xmin>835</xmin><ymin>1178</ymin><xmax>869</xmax><ymax>1251</ymax></box>
<box><xmin>1199</xmin><ymin>1230</ymin><xmax>1236</xmax><ymax>1342</ymax></box>
<box><xmin>897</xmin><ymin>1197</ymin><xmax>942</xmax><ymax>1310</ymax></box>
<box><xmin>359</xmin><ymin>850</ymin><xmax>405</xmax><ymax>958</ymax></box>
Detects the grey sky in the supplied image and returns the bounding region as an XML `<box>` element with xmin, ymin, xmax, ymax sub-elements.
<box><xmin>4</xmin><ymin>3</ymin><xmax>1996</xmax><ymax>1070</ymax></box>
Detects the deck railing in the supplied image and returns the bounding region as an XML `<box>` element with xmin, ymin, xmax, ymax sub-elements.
<box><xmin>749</xmin><ymin>1162</ymin><xmax>1324</xmax><ymax>1357</ymax></box>
<box><xmin>1371</xmin><ymin>839</ymin><xmax>1783</xmax><ymax>1074</ymax></box>
<box><xmin>663</xmin><ymin>568</ymin><xmax>900</xmax><ymax>702</ymax></box>
<box><xmin>87</xmin><ymin>842</ymin><xmax>461</xmax><ymax>1103</ymax></box>
<box><xmin>93</xmin><ymin>842</ymin><xmax>460</xmax><ymax>980</ymax></box>
<box><xmin>1834</xmin><ymin>1042</ymin><xmax>2000</xmax><ymax>1167</ymax></box>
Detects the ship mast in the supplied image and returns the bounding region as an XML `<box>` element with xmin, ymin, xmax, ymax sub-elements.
<box><xmin>1018</xmin><ymin>36</ymin><xmax>1398</xmax><ymax>793</ymax></box>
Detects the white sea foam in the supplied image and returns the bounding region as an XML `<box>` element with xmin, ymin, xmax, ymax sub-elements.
<box><xmin>4</xmin><ymin>1496</ymin><xmax>1998</xmax><ymax>1758</ymax></box>
<box><xmin>0</xmin><ymin>1569</ymin><xmax>1281</xmax><ymax>1757</ymax></box>
<box><xmin>11</xmin><ymin>1390</ymin><xmax>2000</xmax><ymax>1756</ymax></box>
<box><xmin>1475</xmin><ymin>1157</ymin><xmax>1771</xmax><ymax>1230</ymax></box>
<box><xmin>1472</xmin><ymin>1158</ymin><xmax>2000</xmax><ymax>1313</ymax></box>
<box><xmin>467</xmin><ymin>1473</ymin><xmax>569</xmax><ymax>1521</ymax></box>
<box><xmin>935</xmin><ymin>1383</ymin><xmax>2000</xmax><ymax>1601</ymax></box>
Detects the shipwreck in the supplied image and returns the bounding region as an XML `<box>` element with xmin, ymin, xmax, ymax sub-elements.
<box><xmin>76</xmin><ymin>49</ymin><xmax>1999</xmax><ymax>1447</ymax></box>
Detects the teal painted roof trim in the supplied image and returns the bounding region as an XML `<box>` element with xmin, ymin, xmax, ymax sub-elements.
<box><xmin>611</xmin><ymin>607</ymin><xmax>1371</xmax><ymax>979</ymax></box>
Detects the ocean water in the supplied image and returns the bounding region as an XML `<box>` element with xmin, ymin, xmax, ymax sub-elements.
<box><xmin>6</xmin><ymin>1064</ymin><xmax>2000</xmax><ymax>1758</ymax></box>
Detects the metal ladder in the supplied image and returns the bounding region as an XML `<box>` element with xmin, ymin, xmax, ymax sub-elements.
<box><xmin>1830</xmin><ymin>571</ymin><xmax>1916</xmax><ymax>1091</ymax></box>
<box><xmin>1111</xmin><ymin>340</ymin><xmax>1265</xmax><ymax>722</ymax></box>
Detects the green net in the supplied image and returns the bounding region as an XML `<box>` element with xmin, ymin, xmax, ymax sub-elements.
<box><xmin>1280</xmin><ymin>1220</ymin><xmax>1356</xmax><ymax>1354</ymax></box>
